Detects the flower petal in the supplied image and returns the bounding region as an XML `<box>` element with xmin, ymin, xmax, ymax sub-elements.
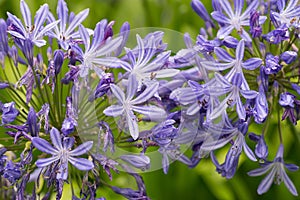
<box><xmin>110</xmin><ymin>84</ymin><xmax>125</xmax><ymax>102</ymax></box>
<box><xmin>103</xmin><ymin>105</ymin><xmax>124</xmax><ymax>117</ymax></box>
<box><xmin>126</xmin><ymin>111</ymin><xmax>139</xmax><ymax>140</ymax></box>
<box><xmin>131</xmin><ymin>82</ymin><xmax>159</xmax><ymax>105</ymax></box>
<box><xmin>70</xmin><ymin>141</ymin><xmax>93</xmax><ymax>156</ymax></box>
<box><xmin>242</xmin><ymin>58</ymin><xmax>262</xmax><ymax>70</ymax></box>
<box><xmin>65</xmin><ymin>8</ymin><xmax>89</xmax><ymax>36</ymax></box>
<box><xmin>32</xmin><ymin>137</ymin><xmax>58</xmax><ymax>155</ymax></box>
<box><xmin>50</xmin><ymin>127</ymin><xmax>62</xmax><ymax>149</ymax></box>
<box><xmin>257</xmin><ymin>167</ymin><xmax>276</xmax><ymax>195</ymax></box>
<box><xmin>20</xmin><ymin>0</ymin><xmax>31</xmax><ymax>28</ymax></box>
<box><xmin>68</xmin><ymin>157</ymin><xmax>94</xmax><ymax>171</ymax></box>
<box><xmin>36</xmin><ymin>156</ymin><xmax>59</xmax><ymax>168</ymax></box>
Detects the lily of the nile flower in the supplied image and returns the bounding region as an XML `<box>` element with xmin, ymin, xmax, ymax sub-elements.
<box><xmin>280</xmin><ymin>51</ymin><xmax>297</xmax><ymax>64</ymax></box>
<box><xmin>1</xmin><ymin>102</ymin><xmax>19</xmax><ymax>124</ymax></box>
<box><xmin>201</xmin><ymin>121</ymin><xmax>256</xmax><ymax>178</ymax></box>
<box><xmin>120</xmin><ymin>34</ymin><xmax>179</xmax><ymax>90</ymax></box>
<box><xmin>271</xmin><ymin>0</ymin><xmax>300</xmax><ymax>27</ymax></box>
<box><xmin>103</xmin><ymin>75</ymin><xmax>166</xmax><ymax>140</ymax></box>
<box><xmin>74</xmin><ymin>21</ymin><xmax>124</xmax><ymax>78</ymax></box>
<box><xmin>7</xmin><ymin>0</ymin><xmax>60</xmax><ymax>47</ymax></box>
<box><xmin>211</xmin><ymin>0</ymin><xmax>266</xmax><ymax>41</ymax></box>
<box><xmin>279</xmin><ymin>92</ymin><xmax>300</xmax><ymax>125</ymax></box>
<box><xmin>201</xmin><ymin>40</ymin><xmax>262</xmax><ymax>90</ymax></box>
<box><xmin>32</xmin><ymin>127</ymin><xmax>94</xmax><ymax>180</ymax></box>
<box><xmin>249</xmin><ymin>132</ymin><xmax>268</xmax><ymax>160</ymax></box>
<box><xmin>48</xmin><ymin>0</ymin><xmax>89</xmax><ymax>50</ymax></box>
<box><xmin>253</xmin><ymin>84</ymin><xmax>268</xmax><ymax>124</ymax></box>
<box><xmin>248</xmin><ymin>144</ymin><xmax>299</xmax><ymax>196</ymax></box>
<box><xmin>204</xmin><ymin>73</ymin><xmax>257</xmax><ymax>121</ymax></box>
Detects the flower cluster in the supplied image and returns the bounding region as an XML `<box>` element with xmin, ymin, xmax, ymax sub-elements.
<box><xmin>0</xmin><ymin>0</ymin><xmax>299</xmax><ymax>199</ymax></box>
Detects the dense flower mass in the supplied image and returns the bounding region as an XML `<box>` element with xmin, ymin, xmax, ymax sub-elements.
<box><xmin>0</xmin><ymin>0</ymin><xmax>299</xmax><ymax>199</ymax></box>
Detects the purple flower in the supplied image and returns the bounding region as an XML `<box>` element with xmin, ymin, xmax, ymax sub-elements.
<box><xmin>248</xmin><ymin>144</ymin><xmax>299</xmax><ymax>196</ymax></box>
<box><xmin>1</xmin><ymin>102</ymin><xmax>19</xmax><ymax>124</ymax></box>
<box><xmin>3</xmin><ymin>161</ymin><xmax>22</xmax><ymax>184</ymax></box>
<box><xmin>211</xmin><ymin>0</ymin><xmax>266</xmax><ymax>41</ymax></box>
<box><xmin>202</xmin><ymin>40</ymin><xmax>262</xmax><ymax>90</ymax></box>
<box><xmin>120</xmin><ymin>33</ymin><xmax>179</xmax><ymax>90</ymax></box>
<box><xmin>89</xmin><ymin>73</ymin><xmax>114</xmax><ymax>101</ymax></box>
<box><xmin>264</xmin><ymin>53</ymin><xmax>281</xmax><ymax>74</ymax></box>
<box><xmin>48</xmin><ymin>0</ymin><xmax>89</xmax><ymax>50</ymax></box>
<box><xmin>32</xmin><ymin>127</ymin><xmax>94</xmax><ymax>180</ymax></box>
<box><xmin>280</xmin><ymin>51</ymin><xmax>297</xmax><ymax>64</ymax></box>
<box><xmin>271</xmin><ymin>0</ymin><xmax>300</xmax><ymax>27</ymax></box>
<box><xmin>253</xmin><ymin>85</ymin><xmax>268</xmax><ymax>123</ymax></box>
<box><xmin>250</xmin><ymin>10</ymin><xmax>262</xmax><ymax>38</ymax></box>
<box><xmin>103</xmin><ymin>75</ymin><xmax>166</xmax><ymax>140</ymax></box>
<box><xmin>206</xmin><ymin>73</ymin><xmax>258</xmax><ymax>120</ymax></box>
<box><xmin>7</xmin><ymin>0</ymin><xmax>59</xmax><ymax>47</ymax></box>
<box><xmin>75</xmin><ymin>21</ymin><xmax>124</xmax><ymax>78</ymax></box>
<box><xmin>27</xmin><ymin>107</ymin><xmax>39</xmax><ymax>136</ymax></box>
<box><xmin>249</xmin><ymin>133</ymin><xmax>268</xmax><ymax>160</ymax></box>
<box><xmin>279</xmin><ymin>92</ymin><xmax>300</xmax><ymax>124</ymax></box>
<box><xmin>263</xmin><ymin>24</ymin><xmax>289</xmax><ymax>44</ymax></box>
<box><xmin>0</xmin><ymin>148</ymin><xmax>7</xmax><ymax>175</ymax></box>
<box><xmin>0</xmin><ymin>19</ymin><xmax>9</xmax><ymax>54</ymax></box>
<box><xmin>191</xmin><ymin>0</ymin><xmax>214</xmax><ymax>28</ymax></box>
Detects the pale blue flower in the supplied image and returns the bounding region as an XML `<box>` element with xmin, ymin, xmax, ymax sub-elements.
<box><xmin>103</xmin><ymin>75</ymin><xmax>166</xmax><ymax>140</ymax></box>
<box><xmin>248</xmin><ymin>144</ymin><xmax>299</xmax><ymax>196</ymax></box>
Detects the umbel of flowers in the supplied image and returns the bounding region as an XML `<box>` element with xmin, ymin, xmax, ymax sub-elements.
<box><xmin>0</xmin><ymin>0</ymin><xmax>299</xmax><ymax>199</ymax></box>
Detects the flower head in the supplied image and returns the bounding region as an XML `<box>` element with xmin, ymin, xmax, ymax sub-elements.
<box><xmin>32</xmin><ymin>127</ymin><xmax>94</xmax><ymax>180</ymax></box>
<box><xmin>248</xmin><ymin>144</ymin><xmax>299</xmax><ymax>196</ymax></box>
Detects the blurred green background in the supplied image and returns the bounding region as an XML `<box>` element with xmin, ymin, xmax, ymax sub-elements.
<box><xmin>0</xmin><ymin>0</ymin><xmax>300</xmax><ymax>199</ymax></box>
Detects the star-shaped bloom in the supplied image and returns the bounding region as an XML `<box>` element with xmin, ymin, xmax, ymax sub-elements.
<box><xmin>248</xmin><ymin>144</ymin><xmax>299</xmax><ymax>196</ymax></box>
<box><xmin>271</xmin><ymin>0</ymin><xmax>300</xmax><ymax>27</ymax></box>
<box><xmin>211</xmin><ymin>0</ymin><xmax>266</xmax><ymax>41</ymax></box>
<box><xmin>204</xmin><ymin>73</ymin><xmax>257</xmax><ymax>120</ymax></box>
<box><xmin>120</xmin><ymin>34</ymin><xmax>179</xmax><ymax>90</ymax></box>
<box><xmin>48</xmin><ymin>0</ymin><xmax>89</xmax><ymax>50</ymax></box>
<box><xmin>74</xmin><ymin>21</ymin><xmax>124</xmax><ymax>77</ymax></box>
<box><xmin>103</xmin><ymin>75</ymin><xmax>166</xmax><ymax>140</ymax></box>
<box><xmin>202</xmin><ymin>39</ymin><xmax>262</xmax><ymax>90</ymax></box>
<box><xmin>7</xmin><ymin>0</ymin><xmax>60</xmax><ymax>47</ymax></box>
<box><xmin>32</xmin><ymin>127</ymin><xmax>94</xmax><ymax>180</ymax></box>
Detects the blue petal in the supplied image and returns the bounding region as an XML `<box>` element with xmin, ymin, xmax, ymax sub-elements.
<box><xmin>131</xmin><ymin>82</ymin><xmax>159</xmax><ymax>105</ymax></box>
<box><xmin>132</xmin><ymin>105</ymin><xmax>166</xmax><ymax>120</ymax></box>
<box><xmin>126</xmin><ymin>111</ymin><xmax>139</xmax><ymax>140</ymax></box>
<box><xmin>68</xmin><ymin>157</ymin><xmax>94</xmax><ymax>170</ymax></box>
<box><xmin>214</xmin><ymin>47</ymin><xmax>234</xmax><ymax>62</ymax></box>
<box><xmin>211</xmin><ymin>11</ymin><xmax>230</xmax><ymax>24</ymax></box>
<box><xmin>65</xmin><ymin>8</ymin><xmax>89</xmax><ymax>36</ymax></box>
<box><xmin>94</xmin><ymin>36</ymin><xmax>123</xmax><ymax>56</ymax></box>
<box><xmin>235</xmin><ymin>40</ymin><xmax>245</xmax><ymax>61</ymax></box>
<box><xmin>32</xmin><ymin>137</ymin><xmax>58</xmax><ymax>155</ymax></box>
<box><xmin>234</xmin><ymin>0</ymin><xmax>244</xmax><ymax>16</ymax></box>
<box><xmin>277</xmin><ymin>0</ymin><xmax>286</xmax><ymax>11</ymax></box>
<box><xmin>110</xmin><ymin>84</ymin><xmax>125</xmax><ymax>103</ymax></box>
<box><xmin>257</xmin><ymin>167</ymin><xmax>276</xmax><ymax>195</ymax></box>
<box><xmin>70</xmin><ymin>141</ymin><xmax>93</xmax><ymax>156</ymax></box>
<box><xmin>127</xmin><ymin>74</ymin><xmax>138</xmax><ymax>100</ymax></box>
<box><xmin>36</xmin><ymin>156</ymin><xmax>59</xmax><ymax>168</ymax></box>
<box><xmin>33</xmin><ymin>4</ymin><xmax>49</xmax><ymax>35</ymax></box>
<box><xmin>282</xmin><ymin>169</ymin><xmax>298</xmax><ymax>196</ymax></box>
<box><xmin>103</xmin><ymin>105</ymin><xmax>124</xmax><ymax>117</ymax></box>
<box><xmin>50</xmin><ymin>127</ymin><xmax>62</xmax><ymax>150</ymax></box>
<box><xmin>57</xmin><ymin>0</ymin><xmax>68</xmax><ymax>33</ymax></box>
<box><xmin>6</xmin><ymin>12</ymin><xmax>26</xmax><ymax>35</ymax></box>
<box><xmin>20</xmin><ymin>0</ymin><xmax>32</xmax><ymax>28</ymax></box>
<box><xmin>240</xmin><ymin>0</ymin><xmax>258</xmax><ymax>20</ymax></box>
<box><xmin>217</xmin><ymin>25</ymin><xmax>234</xmax><ymax>39</ymax></box>
<box><xmin>79</xmin><ymin>24</ymin><xmax>90</xmax><ymax>51</ymax></box>
<box><xmin>90</xmin><ymin>20</ymin><xmax>107</xmax><ymax>52</ymax></box>
<box><xmin>242</xmin><ymin>58</ymin><xmax>262</xmax><ymax>70</ymax></box>
<box><xmin>220</xmin><ymin>0</ymin><xmax>234</xmax><ymax>18</ymax></box>
<box><xmin>247</xmin><ymin>164</ymin><xmax>272</xmax><ymax>176</ymax></box>
<box><xmin>201</xmin><ymin>61</ymin><xmax>235</xmax><ymax>71</ymax></box>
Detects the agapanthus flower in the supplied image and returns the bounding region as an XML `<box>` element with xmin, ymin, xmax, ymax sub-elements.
<box><xmin>103</xmin><ymin>75</ymin><xmax>166</xmax><ymax>140</ymax></box>
<box><xmin>211</xmin><ymin>0</ymin><xmax>266</xmax><ymax>41</ymax></box>
<box><xmin>48</xmin><ymin>0</ymin><xmax>89</xmax><ymax>50</ymax></box>
<box><xmin>249</xmin><ymin>133</ymin><xmax>268</xmax><ymax>160</ymax></box>
<box><xmin>279</xmin><ymin>92</ymin><xmax>300</xmax><ymax>124</ymax></box>
<box><xmin>202</xmin><ymin>39</ymin><xmax>262</xmax><ymax>90</ymax></box>
<box><xmin>1</xmin><ymin>102</ymin><xmax>19</xmax><ymax>124</ymax></box>
<box><xmin>271</xmin><ymin>0</ymin><xmax>300</xmax><ymax>27</ymax></box>
<box><xmin>32</xmin><ymin>127</ymin><xmax>94</xmax><ymax>180</ymax></box>
<box><xmin>206</xmin><ymin>73</ymin><xmax>257</xmax><ymax>120</ymax></box>
<box><xmin>248</xmin><ymin>144</ymin><xmax>299</xmax><ymax>196</ymax></box>
<box><xmin>74</xmin><ymin>21</ymin><xmax>124</xmax><ymax>77</ymax></box>
<box><xmin>120</xmin><ymin>33</ymin><xmax>179</xmax><ymax>90</ymax></box>
<box><xmin>7</xmin><ymin>0</ymin><xmax>60</xmax><ymax>47</ymax></box>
